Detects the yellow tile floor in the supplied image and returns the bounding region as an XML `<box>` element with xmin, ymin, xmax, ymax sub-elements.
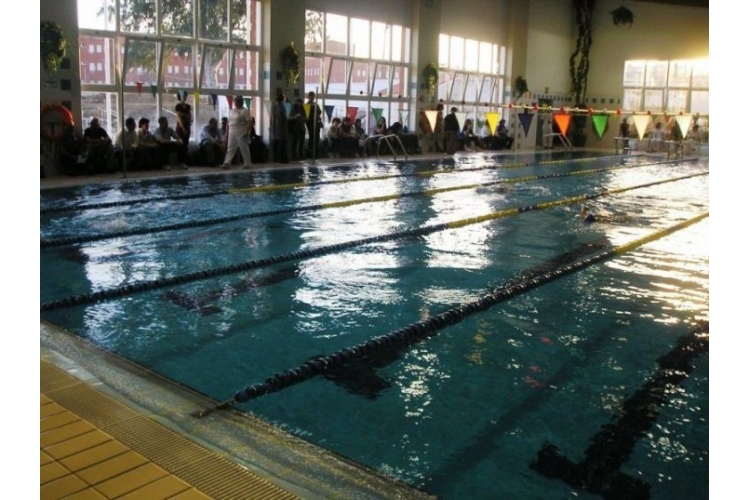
<box><xmin>41</xmin><ymin>360</ymin><xmax>298</xmax><ymax>500</ymax></box>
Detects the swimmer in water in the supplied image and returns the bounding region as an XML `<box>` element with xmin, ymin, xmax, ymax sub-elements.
<box><xmin>580</xmin><ymin>205</ymin><xmax>630</xmax><ymax>224</ymax></box>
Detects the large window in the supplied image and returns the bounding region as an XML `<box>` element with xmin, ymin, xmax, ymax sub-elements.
<box><xmin>304</xmin><ymin>10</ymin><xmax>411</xmax><ymax>134</ymax></box>
<box><xmin>438</xmin><ymin>34</ymin><xmax>506</xmax><ymax>135</ymax></box>
<box><xmin>622</xmin><ymin>59</ymin><xmax>708</xmax><ymax>115</ymax></box>
<box><xmin>77</xmin><ymin>0</ymin><xmax>262</xmax><ymax>139</ymax></box>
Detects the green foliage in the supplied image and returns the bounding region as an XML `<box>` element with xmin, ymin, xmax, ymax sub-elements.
<box><xmin>422</xmin><ymin>63</ymin><xmax>439</xmax><ymax>95</ymax></box>
<box><xmin>41</xmin><ymin>21</ymin><xmax>67</xmax><ymax>73</ymax></box>
<box><xmin>280</xmin><ymin>42</ymin><xmax>301</xmax><ymax>85</ymax></box>
<box><xmin>514</xmin><ymin>76</ymin><xmax>529</xmax><ymax>97</ymax></box>
<box><xmin>611</xmin><ymin>6</ymin><xmax>635</xmax><ymax>27</ymax></box>
<box><xmin>570</xmin><ymin>0</ymin><xmax>595</xmax><ymax>104</ymax></box>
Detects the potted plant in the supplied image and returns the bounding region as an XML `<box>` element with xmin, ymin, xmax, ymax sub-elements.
<box><xmin>41</xmin><ymin>21</ymin><xmax>67</xmax><ymax>73</ymax></box>
<box><xmin>279</xmin><ymin>41</ymin><xmax>301</xmax><ymax>86</ymax></box>
<box><xmin>422</xmin><ymin>62</ymin><xmax>439</xmax><ymax>96</ymax></box>
<box><xmin>514</xmin><ymin>76</ymin><xmax>529</xmax><ymax>100</ymax></box>
<box><xmin>611</xmin><ymin>6</ymin><xmax>635</xmax><ymax>27</ymax></box>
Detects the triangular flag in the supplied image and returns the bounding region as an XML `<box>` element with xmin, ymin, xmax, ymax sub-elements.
<box><xmin>455</xmin><ymin>112</ymin><xmax>467</xmax><ymax>130</ymax></box>
<box><xmin>632</xmin><ymin>114</ymin><xmax>651</xmax><ymax>140</ymax></box>
<box><xmin>211</xmin><ymin>94</ymin><xmax>218</xmax><ymax>109</ymax></box>
<box><xmin>283</xmin><ymin>101</ymin><xmax>291</xmax><ymax>117</ymax></box>
<box><xmin>226</xmin><ymin>95</ymin><xmax>234</xmax><ymax>109</ymax></box>
<box><xmin>518</xmin><ymin>113</ymin><xmax>534</xmax><ymax>137</ymax></box>
<box><xmin>553</xmin><ymin>113</ymin><xmax>571</xmax><ymax>136</ymax></box>
<box><xmin>136</xmin><ymin>81</ymin><xmax>143</xmax><ymax>95</ymax></box>
<box><xmin>424</xmin><ymin>110</ymin><xmax>438</xmax><ymax>133</ymax></box>
<box><xmin>324</xmin><ymin>105</ymin><xmax>334</xmax><ymax>122</ymax></box>
<box><xmin>150</xmin><ymin>84</ymin><xmax>157</xmax><ymax>98</ymax></box>
<box><xmin>347</xmin><ymin>106</ymin><xmax>358</xmax><ymax>123</ymax></box>
<box><xmin>399</xmin><ymin>109</ymin><xmax>409</xmax><ymax>125</ymax></box>
<box><xmin>485</xmin><ymin>111</ymin><xmax>500</xmax><ymax>135</ymax></box>
<box><xmin>592</xmin><ymin>114</ymin><xmax>609</xmax><ymax>139</ymax></box>
<box><xmin>244</xmin><ymin>97</ymin><xmax>252</xmax><ymax>109</ymax></box>
<box><xmin>675</xmin><ymin>115</ymin><xmax>693</xmax><ymax>139</ymax></box>
<box><xmin>372</xmin><ymin>108</ymin><xmax>383</xmax><ymax>123</ymax></box>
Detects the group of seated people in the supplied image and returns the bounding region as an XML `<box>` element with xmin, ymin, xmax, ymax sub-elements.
<box><xmin>324</xmin><ymin>116</ymin><xmax>414</xmax><ymax>158</ymax></box>
<box><xmin>58</xmin><ymin>115</ymin><xmax>270</xmax><ymax>175</ymax></box>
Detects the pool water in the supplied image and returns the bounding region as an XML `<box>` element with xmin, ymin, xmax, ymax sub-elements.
<box><xmin>40</xmin><ymin>153</ymin><xmax>709</xmax><ymax>499</ymax></box>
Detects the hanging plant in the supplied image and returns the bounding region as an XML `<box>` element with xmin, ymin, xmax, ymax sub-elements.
<box><xmin>514</xmin><ymin>76</ymin><xmax>529</xmax><ymax>98</ymax></box>
<box><xmin>41</xmin><ymin>21</ymin><xmax>67</xmax><ymax>73</ymax></box>
<box><xmin>422</xmin><ymin>62</ymin><xmax>439</xmax><ymax>96</ymax></box>
<box><xmin>611</xmin><ymin>6</ymin><xmax>635</xmax><ymax>27</ymax></box>
<box><xmin>279</xmin><ymin>41</ymin><xmax>301</xmax><ymax>86</ymax></box>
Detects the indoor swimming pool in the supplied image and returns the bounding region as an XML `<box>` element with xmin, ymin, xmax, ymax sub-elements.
<box><xmin>40</xmin><ymin>152</ymin><xmax>709</xmax><ymax>499</ymax></box>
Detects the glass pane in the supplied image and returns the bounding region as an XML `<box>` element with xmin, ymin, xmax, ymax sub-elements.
<box><xmin>439</xmin><ymin>34</ymin><xmax>449</xmax><ymax>68</ymax></box>
<box><xmin>465</xmin><ymin>74</ymin><xmax>479</xmax><ymax>103</ymax></box>
<box><xmin>199</xmin><ymin>0</ymin><xmax>228</xmax><ymax>41</ymax></box>
<box><xmin>450</xmin><ymin>36</ymin><xmax>464</xmax><ymax>70</ymax></box>
<box><xmin>691</xmin><ymin>90</ymin><xmax>709</xmax><ymax>114</ymax></box>
<box><xmin>392</xmin><ymin>25</ymin><xmax>404</xmax><ymax>63</ymax></box>
<box><xmin>162</xmin><ymin>43</ymin><xmax>194</xmax><ymax>91</ymax></box>
<box><xmin>158</xmin><ymin>93</ymin><xmax>189</xmax><ymax>130</ymax></box>
<box><xmin>668</xmin><ymin>60</ymin><xmax>692</xmax><ymax>88</ymax></box>
<box><xmin>122</xmin><ymin>92</ymin><xmax>159</xmax><ymax>127</ymax></box>
<box><xmin>666</xmin><ymin>90</ymin><xmax>688</xmax><ymax>113</ymax></box>
<box><xmin>438</xmin><ymin>70</ymin><xmax>454</xmax><ymax>101</ymax></box>
<box><xmin>351</xmin><ymin>60</ymin><xmax>370</xmax><ymax>96</ymax></box>
<box><xmin>465</xmin><ymin>39</ymin><xmax>479</xmax><ymax>72</ymax></box>
<box><xmin>327</xmin><ymin>58</ymin><xmax>347</xmax><ymax>95</ymax></box>
<box><xmin>78</xmin><ymin>0</ymin><xmax>115</xmax><ymax>30</ymax></box>
<box><xmin>81</xmin><ymin>91</ymin><xmax>119</xmax><ymax>136</ymax></box>
<box><xmin>692</xmin><ymin>59</ymin><xmax>709</xmax><ymax>88</ymax></box>
<box><xmin>304</xmin><ymin>56</ymin><xmax>323</xmax><ymax>94</ymax></box>
<box><xmin>326</xmin><ymin>13</ymin><xmax>347</xmax><ymax>55</ymax></box>
<box><xmin>199</xmin><ymin>46</ymin><xmax>231</xmax><ymax>89</ymax></box>
<box><xmin>230</xmin><ymin>0</ymin><xmax>251</xmax><ymax>43</ymax></box>
<box><xmin>119</xmin><ymin>0</ymin><xmax>157</xmax><ymax>34</ymax></box>
<box><xmin>479</xmin><ymin>76</ymin><xmax>495</xmax><ymax>104</ymax></box>
<box><xmin>478</xmin><ymin>42</ymin><xmax>493</xmax><ymax>73</ymax></box>
<box><xmin>161</xmin><ymin>0</ymin><xmax>193</xmax><ymax>36</ymax></box>
<box><xmin>80</xmin><ymin>35</ymin><xmax>117</xmax><ymax>85</ymax></box>
<box><xmin>450</xmin><ymin>73</ymin><xmax>465</xmax><ymax>102</ymax></box>
<box><xmin>623</xmin><ymin>60</ymin><xmax>645</xmax><ymax>86</ymax></box>
<box><xmin>391</xmin><ymin>66</ymin><xmax>407</xmax><ymax>99</ymax></box>
<box><xmin>371</xmin><ymin>22</ymin><xmax>389</xmax><ymax>61</ymax></box>
<box><xmin>371</xmin><ymin>62</ymin><xmax>389</xmax><ymax>97</ymax></box>
<box><xmin>622</xmin><ymin>88</ymin><xmax>642</xmax><ymax>111</ymax></box>
<box><xmin>644</xmin><ymin>89</ymin><xmax>664</xmax><ymax>112</ymax></box>
<box><xmin>645</xmin><ymin>60</ymin><xmax>668</xmax><ymax>87</ymax></box>
<box><xmin>123</xmin><ymin>38</ymin><xmax>158</xmax><ymax>86</ymax></box>
<box><xmin>232</xmin><ymin>49</ymin><xmax>258</xmax><ymax>91</ymax></box>
<box><xmin>305</xmin><ymin>10</ymin><xmax>324</xmax><ymax>52</ymax></box>
<box><xmin>350</xmin><ymin>18</ymin><xmax>369</xmax><ymax>58</ymax></box>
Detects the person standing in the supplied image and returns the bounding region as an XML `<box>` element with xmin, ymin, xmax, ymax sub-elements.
<box><xmin>443</xmin><ymin>107</ymin><xmax>460</xmax><ymax>154</ymax></box>
<box><xmin>221</xmin><ymin>95</ymin><xmax>253</xmax><ymax>169</ymax></box>
<box><xmin>305</xmin><ymin>91</ymin><xmax>323</xmax><ymax>158</ymax></box>
<box><xmin>174</xmin><ymin>95</ymin><xmax>192</xmax><ymax>166</ymax></box>
<box><xmin>288</xmin><ymin>98</ymin><xmax>306</xmax><ymax>161</ymax></box>
<box><xmin>433</xmin><ymin>103</ymin><xmax>445</xmax><ymax>153</ymax></box>
<box><xmin>270</xmin><ymin>92</ymin><xmax>289</xmax><ymax>163</ymax></box>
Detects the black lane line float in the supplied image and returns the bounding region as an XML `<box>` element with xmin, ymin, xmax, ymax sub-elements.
<box><xmin>529</xmin><ymin>322</ymin><xmax>708</xmax><ymax>500</ymax></box>
<box><xmin>193</xmin><ymin>213</ymin><xmax>707</xmax><ymax>417</ymax></box>
<box><xmin>40</xmin><ymin>158</ymin><xmax>677</xmax><ymax>249</ymax></box>
<box><xmin>40</xmin><ymin>172</ymin><xmax>707</xmax><ymax>314</ymax></box>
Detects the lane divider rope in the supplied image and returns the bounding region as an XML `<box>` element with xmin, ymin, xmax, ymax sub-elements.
<box><xmin>198</xmin><ymin>212</ymin><xmax>708</xmax><ymax>414</ymax></box>
<box><xmin>40</xmin><ymin>158</ymin><xmax>694</xmax><ymax>248</ymax></box>
<box><xmin>40</xmin><ymin>172</ymin><xmax>707</xmax><ymax>313</ymax></box>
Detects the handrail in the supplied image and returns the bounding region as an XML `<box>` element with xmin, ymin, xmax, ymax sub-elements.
<box><xmin>365</xmin><ymin>134</ymin><xmax>408</xmax><ymax>161</ymax></box>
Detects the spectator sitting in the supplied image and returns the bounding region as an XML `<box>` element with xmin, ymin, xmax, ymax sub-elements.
<box><xmin>59</xmin><ymin>124</ymin><xmax>86</xmax><ymax>175</ymax></box>
<box><xmin>339</xmin><ymin>116</ymin><xmax>359</xmax><ymax>157</ymax></box>
<box><xmin>153</xmin><ymin>116</ymin><xmax>186</xmax><ymax>170</ymax></box>
<box><xmin>388</xmin><ymin>120</ymin><xmax>403</xmax><ymax>135</ymax></box>
<box><xmin>114</xmin><ymin>117</ymin><xmax>139</xmax><ymax>171</ymax></box>
<box><xmin>83</xmin><ymin>117</ymin><xmax>114</xmax><ymax>173</ymax></box>
<box><xmin>135</xmin><ymin>117</ymin><xmax>159</xmax><ymax>170</ymax></box>
<box><xmin>374</xmin><ymin>117</ymin><xmax>387</xmax><ymax>136</ymax></box>
<box><xmin>488</xmin><ymin>119</ymin><xmax>513</xmax><ymax>149</ymax></box>
<box><xmin>459</xmin><ymin>119</ymin><xmax>483</xmax><ymax>151</ymax></box>
<box><xmin>327</xmin><ymin>118</ymin><xmax>342</xmax><ymax>157</ymax></box>
<box><xmin>199</xmin><ymin>118</ymin><xmax>225</xmax><ymax>166</ymax></box>
<box><xmin>247</xmin><ymin>116</ymin><xmax>269</xmax><ymax>163</ymax></box>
